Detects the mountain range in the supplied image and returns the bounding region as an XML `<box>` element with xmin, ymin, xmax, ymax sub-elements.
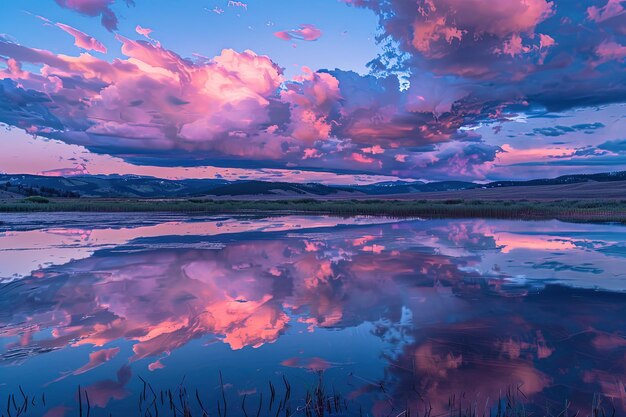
<box><xmin>1</xmin><ymin>171</ymin><xmax>626</xmax><ymax>199</ymax></box>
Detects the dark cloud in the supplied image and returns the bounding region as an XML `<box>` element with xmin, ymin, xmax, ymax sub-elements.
<box><xmin>530</xmin><ymin>123</ymin><xmax>605</xmax><ymax>137</ymax></box>
<box><xmin>598</xmin><ymin>138</ymin><xmax>626</xmax><ymax>153</ymax></box>
<box><xmin>54</xmin><ymin>0</ymin><xmax>135</xmax><ymax>32</ymax></box>
<box><xmin>345</xmin><ymin>0</ymin><xmax>626</xmax><ymax>112</ymax></box>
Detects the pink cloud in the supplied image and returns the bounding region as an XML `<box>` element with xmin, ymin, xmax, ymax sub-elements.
<box><xmin>362</xmin><ymin>244</ymin><xmax>385</xmax><ymax>254</ymax></box>
<box><xmin>3</xmin><ymin>58</ymin><xmax>28</xmax><ymax>79</ymax></box>
<box><xmin>55</xmin><ymin>23</ymin><xmax>107</xmax><ymax>53</ymax></box>
<box><xmin>495</xmin><ymin>34</ymin><xmax>531</xmax><ymax>57</ymax></box>
<box><xmin>281</xmin><ymin>67</ymin><xmax>341</xmax><ymax>143</ymax></box>
<box><xmin>148</xmin><ymin>359</ymin><xmax>165</xmax><ymax>371</ymax></box>
<box><xmin>135</xmin><ymin>25</ymin><xmax>153</xmax><ymax>40</ymax></box>
<box><xmin>587</xmin><ymin>0</ymin><xmax>625</xmax><ymax>23</ymax></box>
<box><xmin>0</xmin><ymin>28</ymin><xmax>518</xmax><ymax>177</ymax></box>
<box><xmin>274</xmin><ymin>24</ymin><xmax>322</xmax><ymax>41</ymax></box>
<box><xmin>362</xmin><ymin>145</ymin><xmax>385</xmax><ymax>154</ymax></box>
<box><xmin>595</xmin><ymin>39</ymin><xmax>626</xmax><ymax>64</ymax></box>
<box><xmin>227</xmin><ymin>1</ymin><xmax>248</xmax><ymax>11</ymax></box>
<box><xmin>0</xmin><ymin>35</ymin><xmax>294</xmax><ymax>160</ymax></box>
<box><xmin>496</xmin><ymin>143</ymin><xmax>570</xmax><ymax>165</ymax></box>
<box><xmin>208</xmin><ymin>6</ymin><xmax>224</xmax><ymax>14</ymax></box>
<box><xmin>84</xmin><ymin>365</ymin><xmax>131</xmax><ymax>408</ymax></box>
<box><xmin>349</xmin><ymin>153</ymin><xmax>376</xmax><ymax>164</ymax></box>
<box><xmin>47</xmin><ymin>346</ymin><xmax>120</xmax><ymax>384</ymax></box>
<box><xmin>281</xmin><ymin>356</ymin><xmax>332</xmax><ymax>371</ymax></box>
<box><xmin>407</xmin><ymin>0</ymin><xmax>553</xmax><ymax>57</ymax></box>
<box><xmin>302</xmin><ymin>148</ymin><xmax>322</xmax><ymax>159</ymax></box>
<box><xmin>74</xmin><ymin>347</ymin><xmax>120</xmax><ymax>375</ymax></box>
<box><xmin>346</xmin><ymin>0</ymin><xmax>556</xmax><ymax>79</ymax></box>
<box><xmin>43</xmin><ymin>406</ymin><xmax>71</xmax><ymax>417</ymax></box>
<box><xmin>539</xmin><ymin>33</ymin><xmax>556</xmax><ymax>49</ymax></box>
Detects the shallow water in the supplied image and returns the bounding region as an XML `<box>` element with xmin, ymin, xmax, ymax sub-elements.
<box><xmin>1</xmin><ymin>214</ymin><xmax>626</xmax><ymax>416</ymax></box>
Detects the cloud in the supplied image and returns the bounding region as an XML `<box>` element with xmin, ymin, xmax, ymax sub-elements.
<box><xmin>530</xmin><ymin>123</ymin><xmax>605</xmax><ymax>137</ymax></box>
<box><xmin>38</xmin><ymin>163</ymin><xmax>89</xmax><ymax>177</ymax></box>
<box><xmin>280</xmin><ymin>67</ymin><xmax>340</xmax><ymax>142</ymax></box>
<box><xmin>74</xmin><ymin>348</ymin><xmax>120</xmax><ymax>375</ymax></box>
<box><xmin>84</xmin><ymin>365</ymin><xmax>132</xmax><ymax>407</ymax></box>
<box><xmin>0</xmin><ymin>36</ymin><xmax>288</xmax><ymax>162</ymax></box>
<box><xmin>6</xmin><ymin>218</ymin><xmax>626</xmax><ymax>415</ymax></box>
<box><xmin>0</xmin><ymin>31</ymin><xmax>506</xmax><ymax>178</ymax></box>
<box><xmin>587</xmin><ymin>0</ymin><xmax>626</xmax><ymax>23</ymax></box>
<box><xmin>2</xmin><ymin>0</ymin><xmax>625</xmax><ymax>180</ymax></box>
<box><xmin>346</xmin><ymin>0</ymin><xmax>554</xmax><ymax>72</ymax></box>
<box><xmin>281</xmin><ymin>357</ymin><xmax>332</xmax><ymax>371</ymax></box>
<box><xmin>55</xmin><ymin>23</ymin><xmax>107</xmax><ymax>53</ymax></box>
<box><xmin>595</xmin><ymin>40</ymin><xmax>626</xmax><ymax>65</ymax></box>
<box><xmin>598</xmin><ymin>138</ymin><xmax>626</xmax><ymax>153</ymax></box>
<box><xmin>135</xmin><ymin>25</ymin><xmax>154</xmax><ymax>41</ymax></box>
<box><xmin>349</xmin><ymin>152</ymin><xmax>376</xmax><ymax>164</ymax></box>
<box><xmin>28</xmin><ymin>14</ymin><xmax>107</xmax><ymax>53</ymax></box>
<box><xmin>274</xmin><ymin>24</ymin><xmax>322</xmax><ymax>42</ymax></box>
<box><xmin>54</xmin><ymin>0</ymin><xmax>134</xmax><ymax>32</ymax></box>
<box><xmin>43</xmin><ymin>407</ymin><xmax>71</xmax><ymax>417</ymax></box>
<box><xmin>345</xmin><ymin>0</ymin><xmax>626</xmax><ymax>111</ymax></box>
<box><xmin>410</xmin><ymin>142</ymin><xmax>501</xmax><ymax>179</ymax></box>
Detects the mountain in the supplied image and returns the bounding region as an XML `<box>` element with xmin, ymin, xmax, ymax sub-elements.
<box><xmin>348</xmin><ymin>180</ymin><xmax>478</xmax><ymax>194</ymax></box>
<box><xmin>0</xmin><ymin>174</ymin><xmax>479</xmax><ymax>198</ymax></box>
<box><xmin>0</xmin><ymin>174</ymin><xmax>231</xmax><ymax>198</ymax></box>
<box><xmin>1</xmin><ymin>171</ymin><xmax>625</xmax><ymax>199</ymax></box>
<box><xmin>0</xmin><ymin>174</ymin><xmax>354</xmax><ymax>198</ymax></box>
<box><xmin>202</xmin><ymin>181</ymin><xmax>354</xmax><ymax>196</ymax></box>
<box><xmin>483</xmin><ymin>171</ymin><xmax>626</xmax><ymax>188</ymax></box>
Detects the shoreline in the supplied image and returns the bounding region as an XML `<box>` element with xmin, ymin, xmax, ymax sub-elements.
<box><xmin>1</xmin><ymin>198</ymin><xmax>625</xmax><ymax>223</ymax></box>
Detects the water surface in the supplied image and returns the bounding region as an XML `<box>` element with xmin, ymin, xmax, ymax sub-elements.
<box><xmin>1</xmin><ymin>214</ymin><xmax>626</xmax><ymax>416</ymax></box>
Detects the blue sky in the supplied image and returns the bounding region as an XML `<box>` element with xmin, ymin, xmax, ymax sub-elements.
<box><xmin>2</xmin><ymin>0</ymin><xmax>381</xmax><ymax>76</ymax></box>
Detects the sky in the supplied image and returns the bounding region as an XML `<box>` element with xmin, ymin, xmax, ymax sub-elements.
<box><xmin>0</xmin><ymin>0</ymin><xmax>625</xmax><ymax>183</ymax></box>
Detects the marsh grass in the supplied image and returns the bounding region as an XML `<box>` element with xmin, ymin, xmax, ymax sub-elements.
<box><xmin>0</xmin><ymin>374</ymin><xmax>618</xmax><ymax>417</ymax></box>
<box><xmin>22</xmin><ymin>196</ymin><xmax>50</xmax><ymax>204</ymax></box>
<box><xmin>1</xmin><ymin>198</ymin><xmax>626</xmax><ymax>223</ymax></box>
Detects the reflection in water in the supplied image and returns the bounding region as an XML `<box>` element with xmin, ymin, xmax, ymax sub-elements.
<box><xmin>1</xmin><ymin>215</ymin><xmax>626</xmax><ymax>415</ymax></box>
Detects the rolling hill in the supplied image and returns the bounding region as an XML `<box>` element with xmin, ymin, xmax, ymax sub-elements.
<box><xmin>1</xmin><ymin>171</ymin><xmax>626</xmax><ymax>199</ymax></box>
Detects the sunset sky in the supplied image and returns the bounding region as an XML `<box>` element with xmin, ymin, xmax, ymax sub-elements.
<box><xmin>0</xmin><ymin>0</ymin><xmax>625</xmax><ymax>183</ymax></box>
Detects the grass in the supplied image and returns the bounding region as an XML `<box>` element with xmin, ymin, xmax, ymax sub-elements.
<box><xmin>0</xmin><ymin>197</ymin><xmax>626</xmax><ymax>223</ymax></box>
<box><xmin>22</xmin><ymin>195</ymin><xmax>50</xmax><ymax>204</ymax></box>
<box><xmin>1</xmin><ymin>374</ymin><xmax>617</xmax><ymax>417</ymax></box>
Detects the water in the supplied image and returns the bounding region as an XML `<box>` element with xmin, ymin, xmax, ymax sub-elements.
<box><xmin>1</xmin><ymin>214</ymin><xmax>626</xmax><ymax>416</ymax></box>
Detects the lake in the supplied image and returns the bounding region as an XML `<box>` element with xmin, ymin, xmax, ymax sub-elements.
<box><xmin>1</xmin><ymin>214</ymin><xmax>626</xmax><ymax>416</ymax></box>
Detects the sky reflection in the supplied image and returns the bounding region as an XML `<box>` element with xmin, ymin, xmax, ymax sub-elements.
<box><xmin>1</xmin><ymin>216</ymin><xmax>625</xmax><ymax>415</ymax></box>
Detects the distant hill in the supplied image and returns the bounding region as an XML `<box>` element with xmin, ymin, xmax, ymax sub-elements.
<box><xmin>349</xmin><ymin>180</ymin><xmax>478</xmax><ymax>194</ymax></box>
<box><xmin>0</xmin><ymin>174</ymin><xmax>230</xmax><ymax>198</ymax></box>
<box><xmin>0</xmin><ymin>175</ymin><xmax>354</xmax><ymax>198</ymax></box>
<box><xmin>1</xmin><ymin>171</ymin><xmax>625</xmax><ymax>199</ymax></box>
<box><xmin>484</xmin><ymin>171</ymin><xmax>626</xmax><ymax>188</ymax></box>
<box><xmin>205</xmin><ymin>181</ymin><xmax>354</xmax><ymax>196</ymax></box>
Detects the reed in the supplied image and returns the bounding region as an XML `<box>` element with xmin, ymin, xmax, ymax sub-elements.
<box><xmin>0</xmin><ymin>374</ymin><xmax>617</xmax><ymax>417</ymax></box>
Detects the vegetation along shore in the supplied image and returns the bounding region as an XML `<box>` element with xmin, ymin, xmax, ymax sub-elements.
<box><xmin>1</xmin><ymin>197</ymin><xmax>626</xmax><ymax>223</ymax></box>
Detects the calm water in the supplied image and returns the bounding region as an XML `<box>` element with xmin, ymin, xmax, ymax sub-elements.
<box><xmin>1</xmin><ymin>214</ymin><xmax>626</xmax><ymax>416</ymax></box>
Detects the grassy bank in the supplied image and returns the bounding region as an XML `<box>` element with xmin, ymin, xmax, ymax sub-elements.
<box><xmin>1</xmin><ymin>197</ymin><xmax>626</xmax><ymax>222</ymax></box>
<box><xmin>0</xmin><ymin>198</ymin><xmax>626</xmax><ymax>223</ymax></box>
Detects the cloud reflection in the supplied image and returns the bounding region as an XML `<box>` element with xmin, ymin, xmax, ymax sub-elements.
<box><xmin>1</xmin><ymin>217</ymin><xmax>626</xmax><ymax>414</ymax></box>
